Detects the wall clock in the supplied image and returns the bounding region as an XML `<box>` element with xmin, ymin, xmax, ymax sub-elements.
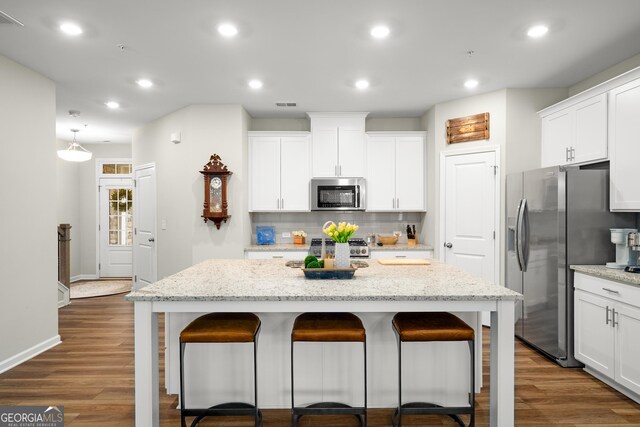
<box><xmin>200</xmin><ymin>154</ymin><xmax>232</xmax><ymax>229</ymax></box>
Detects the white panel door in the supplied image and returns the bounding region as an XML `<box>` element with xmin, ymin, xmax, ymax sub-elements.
<box><xmin>614</xmin><ymin>302</ymin><xmax>640</xmax><ymax>395</ymax></box>
<box><xmin>338</xmin><ymin>126</ymin><xmax>365</xmax><ymax>177</ymax></box>
<box><xmin>574</xmin><ymin>290</ymin><xmax>614</xmax><ymax>377</ymax></box>
<box><xmin>280</xmin><ymin>136</ymin><xmax>310</xmax><ymax>211</ymax></box>
<box><xmin>133</xmin><ymin>164</ymin><xmax>157</xmax><ymax>290</ymax></box>
<box><xmin>249</xmin><ymin>137</ymin><xmax>281</xmax><ymax>211</ymax></box>
<box><xmin>312</xmin><ymin>127</ymin><xmax>338</xmax><ymax>177</ymax></box>
<box><xmin>609</xmin><ymin>78</ymin><xmax>640</xmax><ymax>210</ymax></box>
<box><xmin>99</xmin><ymin>178</ymin><xmax>133</xmax><ymax>277</ymax></box>
<box><xmin>443</xmin><ymin>151</ymin><xmax>496</xmax><ymax>283</ymax></box>
<box><xmin>366</xmin><ymin>136</ymin><xmax>396</xmax><ymax>210</ymax></box>
<box><xmin>395</xmin><ymin>136</ymin><xmax>425</xmax><ymax>211</ymax></box>
<box><xmin>574</xmin><ymin>93</ymin><xmax>608</xmax><ymax>164</ymax></box>
<box><xmin>541</xmin><ymin>109</ymin><xmax>572</xmax><ymax>167</ymax></box>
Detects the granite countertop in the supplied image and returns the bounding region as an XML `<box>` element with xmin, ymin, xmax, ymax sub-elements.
<box><xmin>572</xmin><ymin>265</ymin><xmax>640</xmax><ymax>286</ymax></box>
<box><xmin>126</xmin><ymin>259</ymin><xmax>521</xmax><ymax>302</ymax></box>
<box><xmin>244</xmin><ymin>243</ymin><xmax>434</xmax><ymax>252</ymax></box>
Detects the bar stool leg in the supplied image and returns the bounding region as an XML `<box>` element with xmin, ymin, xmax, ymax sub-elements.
<box><xmin>363</xmin><ymin>338</ymin><xmax>368</xmax><ymax>427</ymax></box>
<box><xmin>254</xmin><ymin>334</ymin><xmax>259</xmax><ymax>427</ymax></box>
<box><xmin>469</xmin><ymin>340</ymin><xmax>475</xmax><ymax>427</ymax></box>
<box><xmin>397</xmin><ymin>337</ymin><xmax>402</xmax><ymax>427</ymax></box>
<box><xmin>291</xmin><ymin>338</ymin><xmax>296</xmax><ymax>427</ymax></box>
<box><xmin>179</xmin><ymin>341</ymin><xmax>187</xmax><ymax>427</ymax></box>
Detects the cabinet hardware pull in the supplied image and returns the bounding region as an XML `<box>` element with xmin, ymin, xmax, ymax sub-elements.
<box><xmin>281</xmin><ymin>198</ymin><xmax>284</xmax><ymax>209</ymax></box>
<box><xmin>396</xmin><ymin>255</ymin><xmax>407</xmax><ymax>258</ymax></box>
<box><xmin>566</xmin><ymin>147</ymin><xmax>570</xmax><ymax>162</ymax></box>
<box><xmin>277</xmin><ymin>198</ymin><xmax>280</xmax><ymax>209</ymax></box>
<box><xmin>339</xmin><ymin>165</ymin><xmax>342</xmax><ymax>176</ymax></box>
<box><xmin>602</xmin><ymin>287</ymin><xmax>620</xmax><ymax>294</ymax></box>
<box><xmin>272</xmin><ymin>255</ymin><xmax>284</xmax><ymax>259</ymax></box>
<box><xmin>571</xmin><ymin>147</ymin><xmax>576</xmax><ymax>161</ymax></box>
<box><xmin>392</xmin><ymin>198</ymin><xmax>395</xmax><ymax>209</ymax></box>
<box><xmin>397</xmin><ymin>198</ymin><xmax>400</xmax><ymax>209</ymax></box>
<box><xmin>606</xmin><ymin>306</ymin><xmax>610</xmax><ymax>325</ymax></box>
<box><xmin>612</xmin><ymin>309</ymin><xmax>619</xmax><ymax>327</ymax></box>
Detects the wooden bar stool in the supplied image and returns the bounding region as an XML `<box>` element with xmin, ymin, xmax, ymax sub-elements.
<box><xmin>291</xmin><ymin>312</ymin><xmax>367</xmax><ymax>426</ymax></box>
<box><xmin>391</xmin><ymin>312</ymin><xmax>475</xmax><ymax>427</ymax></box>
<box><xmin>179</xmin><ymin>312</ymin><xmax>262</xmax><ymax>427</ymax></box>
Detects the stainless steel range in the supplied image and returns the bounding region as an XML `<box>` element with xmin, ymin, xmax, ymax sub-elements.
<box><xmin>308</xmin><ymin>238</ymin><xmax>370</xmax><ymax>259</ymax></box>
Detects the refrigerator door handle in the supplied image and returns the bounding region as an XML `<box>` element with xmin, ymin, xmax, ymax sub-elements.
<box><xmin>515</xmin><ymin>199</ymin><xmax>524</xmax><ymax>272</ymax></box>
<box><xmin>521</xmin><ymin>198</ymin><xmax>530</xmax><ymax>271</ymax></box>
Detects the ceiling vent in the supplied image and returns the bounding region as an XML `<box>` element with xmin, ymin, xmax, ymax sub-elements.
<box><xmin>275</xmin><ymin>102</ymin><xmax>297</xmax><ymax>107</ymax></box>
<box><xmin>0</xmin><ymin>10</ymin><xmax>24</xmax><ymax>26</ymax></box>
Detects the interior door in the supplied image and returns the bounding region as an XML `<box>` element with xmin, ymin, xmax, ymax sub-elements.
<box><xmin>133</xmin><ymin>164</ymin><xmax>157</xmax><ymax>290</ymax></box>
<box><xmin>443</xmin><ymin>151</ymin><xmax>497</xmax><ymax>284</ymax></box>
<box><xmin>99</xmin><ymin>178</ymin><xmax>133</xmax><ymax>277</ymax></box>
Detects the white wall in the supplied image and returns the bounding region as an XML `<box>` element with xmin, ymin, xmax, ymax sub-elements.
<box><xmin>366</xmin><ymin>117</ymin><xmax>423</xmax><ymax>131</ymax></box>
<box><xmin>0</xmin><ymin>54</ymin><xmax>59</xmax><ymax>368</ymax></box>
<box><xmin>56</xmin><ymin>140</ymin><xmax>81</xmax><ymax>278</ymax></box>
<box><xmin>133</xmin><ymin>105</ymin><xmax>250</xmax><ymax>280</ymax></box>
<box><xmin>250</xmin><ymin>117</ymin><xmax>309</xmax><ymax>131</ymax></box>
<box><xmin>249</xmin><ymin>116</ymin><xmax>423</xmax><ymax>132</ymax></box>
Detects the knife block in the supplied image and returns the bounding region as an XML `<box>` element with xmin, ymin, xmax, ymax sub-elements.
<box><xmin>407</xmin><ymin>238</ymin><xmax>417</xmax><ymax>246</ymax></box>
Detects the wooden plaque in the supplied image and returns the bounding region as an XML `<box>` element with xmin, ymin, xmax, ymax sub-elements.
<box><xmin>446</xmin><ymin>112</ymin><xmax>490</xmax><ymax>144</ymax></box>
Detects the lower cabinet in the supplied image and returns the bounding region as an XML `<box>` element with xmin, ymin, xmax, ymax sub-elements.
<box><xmin>245</xmin><ymin>250</ymin><xmax>307</xmax><ymax>260</ymax></box>
<box><xmin>370</xmin><ymin>249</ymin><xmax>433</xmax><ymax>259</ymax></box>
<box><xmin>574</xmin><ymin>273</ymin><xmax>640</xmax><ymax>401</ymax></box>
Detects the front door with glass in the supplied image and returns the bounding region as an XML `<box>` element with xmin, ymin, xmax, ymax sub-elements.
<box><xmin>99</xmin><ymin>178</ymin><xmax>134</xmax><ymax>277</ymax></box>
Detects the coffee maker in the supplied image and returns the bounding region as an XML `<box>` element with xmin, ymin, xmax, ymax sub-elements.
<box><xmin>608</xmin><ymin>228</ymin><xmax>639</xmax><ymax>269</ymax></box>
<box><xmin>626</xmin><ymin>232</ymin><xmax>640</xmax><ymax>273</ymax></box>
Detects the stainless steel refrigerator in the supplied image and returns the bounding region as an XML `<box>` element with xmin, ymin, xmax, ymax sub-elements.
<box><xmin>506</xmin><ymin>164</ymin><xmax>635</xmax><ymax>367</ymax></box>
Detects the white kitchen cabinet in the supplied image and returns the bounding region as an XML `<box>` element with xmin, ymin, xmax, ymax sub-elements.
<box><xmin>366</xmin><ymin>133</ymin><xmax>425</xmax><ymax>211</ymax></box>
<box><xmin>245</xmin><ymin>250</ymin><xmax>307</xmax><ymax>260</ymax></box>
<box><xmin>540</xmin><ymin>93</ymin><xmax>607</xmax><ymax>167</ymax></box>
<box><xmin>370</xmin><ymin>249</ymin><xmax>433</xmax><ymax>259</ymax></box>
<box><xmin>308</xmin><ymin>113</ymin><xmax>367</xmax><ymax>178</ymax></box>
<box><xmin>249</xmin><ymin>132</ymin><xmax>310</xmax><ymax>212</ymax></box>
<box><xmin>609</xmin><ymin>78</ymin><xmax>640</xmax><ymax>211</ymax></box>
<box><xmin>574</xmin><ymin>273</ymin><xmax>640</xmax><ymax>401</ymax></box>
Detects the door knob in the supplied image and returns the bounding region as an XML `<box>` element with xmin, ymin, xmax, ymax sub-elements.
<box><xmin>444</xmin><ymin>242</ymin><xmax>453</xmax><ymax>248</ymax></box>
<box><xmin>148</xmin><ymin>238</ymin><xmax>155</xmax><ymax>242</ymax></box>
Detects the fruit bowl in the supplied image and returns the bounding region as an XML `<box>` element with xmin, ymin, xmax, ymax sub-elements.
<box><xmin>376</xmin><ymin>234</ymin><xmax>399</xmax><ymax>245</ymax></box>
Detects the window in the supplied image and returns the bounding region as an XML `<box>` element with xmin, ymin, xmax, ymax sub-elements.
<box><xmin>109</xmin><ymin>188</ymin><xmax>133</xmax><ymax>246</ymax></box>
<box><xmin>102</xmin><ymin>163</ymin><xmax>132</xmax><ymax>175</ymax></box>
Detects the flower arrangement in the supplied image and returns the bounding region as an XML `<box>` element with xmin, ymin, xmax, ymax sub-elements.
<box><xmin>292</xmin><ymin>230</ymin><xmax>306</xmax><ymax>245</ymax></box>
<box><xmin>292</xmin><ymin>230</ymin><xmax>307</xmax><ymax>237</ymax></box>
<box><xmin>323</xmin><ymin>221</ymin><xmax>359</xmax><ymax>243</ymax></box>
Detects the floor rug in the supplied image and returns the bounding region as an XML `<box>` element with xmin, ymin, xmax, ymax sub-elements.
<box><xmin>70</xmin><ymin>280</ymin><xmax>132</xmax><ymax>299</ymax></box>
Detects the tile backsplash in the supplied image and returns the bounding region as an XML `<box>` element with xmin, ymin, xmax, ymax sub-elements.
<box><xmin>251</xmin><ymin>212</ymin><xmax>426</xmax><ymax>244</ymax></box>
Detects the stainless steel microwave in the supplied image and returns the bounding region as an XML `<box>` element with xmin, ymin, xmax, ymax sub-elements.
<box><xmin>310</xmin><ymin>178</ymin><xmax>366</xmax><ymax>211</ymax></box>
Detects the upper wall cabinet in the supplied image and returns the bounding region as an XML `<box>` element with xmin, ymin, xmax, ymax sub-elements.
<box><xmin>366</xmin><ymin>132</ymin><xmax>426</xmax><ymax>211</ymax></box>
<box><xmin>609</xmin><ymin>78</ymin><xmax>640</xmax><ymax>211</ymax></box>
<box><xmin>249</xmin><ymin>132</ymin><xmax>311</xmax><ymax>212</ymax></box>
<box><xmin>308</xmin><ymin>112</ymin><xmax>368</xmax><ymax>178</ymax></box>
<box><xmin>540</xmin><ymin>93</ymin><xmax>608</xmax><ymax>167</ymax></box>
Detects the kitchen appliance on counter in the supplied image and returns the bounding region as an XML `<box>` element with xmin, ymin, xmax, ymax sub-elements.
<box><xmin>608</xmin><ymin>228</ymin><xmax>638</xmax><ymax>269</ymax></box>
<box><xmin>626</xmin><ymin>232</ymin><xmax>640</xmax><ymax>273</ymax></box>
<box><xmin>308</xmin><ymin>238</ymin><xmax>370</xmax><ymax>258</ymax></box>
<box><xmin>311</xmin><ymin>178</ymin><xmax>365</xmax><ymax>211</ymax></box>
<box><xmin>506</xmin><ymin>164</ymin><xmax>636</xmax><ymax>367</ymax></box>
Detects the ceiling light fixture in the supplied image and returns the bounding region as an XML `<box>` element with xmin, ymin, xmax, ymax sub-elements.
<box><xmin>136</xmin><ymin>79</ymin><xmax>153</xmax><ymax>88</ymax></box>
<box><xmin>355</xmin><ymin>79</ymin><xmax>370</xmax><ymax>89</ymax></box>
<box><xmin>464</xmin><ymin>79</ymin><xmax>479</xmax><ymax>89</ymax></box>
<box><xmin>370</xmin><ymin>25</ymin><xmax>390</xmax><ymax>39</ymax></box>
<box><xmin>248</xmin><ymin>80</ymin><xmax>263</xmax><ymax>89</ymax></box>
<box><xmin>59</xmin><ymin>22</ymin><xmax>83</xmax><ymax>36</ymax></box>
<box><xmin>57</xmin><ymin>129</ymin><xmax>92</xmax><ymax>162</ymax></box>
<box><xmin>105</xmin><ymin>101</ymin><xmax>120</xmax><ymax>109</ymax></box>
<box><xmin>218</xmin><ymin>23</ymin><xmax>238</xmax><ymax>38</ymax></box>
<box><xmin>527</xmin><ymin>25</ymin><xmax>549</xmax><ymax>38</ymax></box>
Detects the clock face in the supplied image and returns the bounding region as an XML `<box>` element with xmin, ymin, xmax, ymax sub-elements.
<box><xmin>211</xmin><ymin>177</ymin><xmax>222</xmax><ymax>189</ymax></box>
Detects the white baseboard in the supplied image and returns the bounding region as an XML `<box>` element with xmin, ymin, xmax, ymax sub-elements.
<box><xmin>71</xmin><ymin>274</ymin><xmax>98</xmax><ymax>283</ymax></box>
<box><xmin>0</xmin><ymin>335</ymin><xmax>61</xmax><ymax>374</ymax></box>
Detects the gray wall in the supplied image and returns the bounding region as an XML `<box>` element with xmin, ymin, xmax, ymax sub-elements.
<box><xmin>249</xmin><ymin>116</ymin><xmax>424</xmax><ymax>132</ymax></box>
<box><xmin>569</xmin><ymin>52</ymin><xmax>640</xmax><ymax>97</ymax></box>
<box><xmin>0</xmin><ymin>54</ymin><xmax>58</xmax><ymax>367</ymax></box>
<box><xmin>56</xmin><ymin>140</ymin><xmax>81</xmax><ymax>278</ymax></box>
<box><xmin>133</xmin><ymin>105</ymin><xmax>250</xmax><ymax>280</ymax></box>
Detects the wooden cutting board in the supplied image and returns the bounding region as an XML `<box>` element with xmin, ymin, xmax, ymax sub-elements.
<box><xmin>377</xmin><ymin>258</ymin><xmax>431</xmax><ymax>266</ymax></box>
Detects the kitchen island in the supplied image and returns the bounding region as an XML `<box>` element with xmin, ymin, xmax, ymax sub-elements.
<box><xmin>126</xmin><ymin>259</ymin><xmax>521</xmax><ymax>426</ymax></box>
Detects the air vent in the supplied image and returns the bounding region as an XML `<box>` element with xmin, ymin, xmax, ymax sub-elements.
<box><xmin>275</xmin><ymin>102</ymin><xmax>297</xmax><ymax>107</ymax></box>
<box><xmin>0</xmin><ymin>10</ymin><xmax>24</xmax><ymax>26</ymax></box>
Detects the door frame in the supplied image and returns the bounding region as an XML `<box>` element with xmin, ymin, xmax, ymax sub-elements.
<box><xmin>132</xmin><ymin>162</ymin><xmax>157</xmax><ymax>290</ymax></box>
<box><xmin>95</xmin><ymin>158</ymin><xmax>133</xmax><ymax>278</ymax></box>
<box><xmin>438</xmin><ymin>145</ymin><xmax>501</xmax><ymax>283</ymax></box>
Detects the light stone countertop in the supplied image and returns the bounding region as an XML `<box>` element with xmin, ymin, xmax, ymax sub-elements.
<box><xmin>244</xmin><ymin>243</ymin><xmax>434</xmax><ymax>252</ymax></box>
<box><xmin>126</xmin><ymin>259</ymin><xmax>521</xmax><ymax>302</ymax></box>
<box><xmin>572</xmin><ymin>265</ymin><xmax>640</xmax><ymax>287</ymax></box>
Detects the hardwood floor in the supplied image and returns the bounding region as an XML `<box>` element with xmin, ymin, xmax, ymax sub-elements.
<box><xmin>1</xmin><ymin>294</ymin><xmax>639</xmax><ymax>426</ymax></box>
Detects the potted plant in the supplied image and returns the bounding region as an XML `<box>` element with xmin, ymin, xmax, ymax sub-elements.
<box><xmin>292</xmin><ymin>230</ymin><xmax>307</xmax><ymax>245</ymax></box>
<box><xmin>322</xmin><ymin>221</ymin><xmax>359</xmax><ymax>268</ymax></box>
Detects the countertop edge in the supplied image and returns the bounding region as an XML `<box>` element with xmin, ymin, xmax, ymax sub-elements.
<box><xmin>571</xmin><ymin>265</ymin><xmax>640</xmax><ymax>287</ymax></box>
<box><xmin>125</xmin><ymin>294</ymin><xmax>521</xmax><ymax>302</ymax></box>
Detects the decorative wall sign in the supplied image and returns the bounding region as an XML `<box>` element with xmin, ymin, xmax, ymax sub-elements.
<box><xmin>200</xmin><ymin>154</ymin><xmax>232</xmax><ymax>229</ymax></box>
<box><xmin>446</xmin><ymin>112</ymin><xmax>490</xmax><ymax>144</ymax></box>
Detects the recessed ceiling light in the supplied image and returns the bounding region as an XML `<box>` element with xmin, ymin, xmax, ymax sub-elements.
<box><xmin>527</xmin><ymin>25</ymin><xmax>549</xmax><ymax>38</ymax></box>
<box><xmin>355</xmin><ymin>80</ymin><xmax>370</xmax><ymax>90</ymax></box>
<box><xmin>370</xmin><ymin>25</ymin><xmax>390</xmax><ymax>39</ymax></box>
<box><xmin>136</xmin><ymin>79</ymin><xmax>153</xmax><ymax>88</ymax></box>
<box><xmin>248</xmin><ymin>80</ymin><xmax>263</xmax><ymax>89</ymax></box>
<box><xmin>59</xmin><ymin>22</ymin><xmax>83</xmax><ymax>36</ymax></box>
<box><xmin>218</xmin><ymin>23</ymin><xmax>238</xmax><ymax>38</ymax></box>
<box><xmin>464</xmin><ymin>79</ymin><xmax>479</xmax><ymax>89</ymax></box>
<box><xmin>105</xmin><ymin>101</ymin><xmax>120</xmax><ymax>109</ymax></box>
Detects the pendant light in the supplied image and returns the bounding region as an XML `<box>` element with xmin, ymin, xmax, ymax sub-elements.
<box><xmin>57</xmin><ymin>128</ymin><xmax>92</xmax><ymax>162</ymax></box>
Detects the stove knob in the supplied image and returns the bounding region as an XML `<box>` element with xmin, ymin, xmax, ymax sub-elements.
<box><xmin>350</xmin><ymin>249</ymin><xmax>356</xmax><ymax>254</ymax></box>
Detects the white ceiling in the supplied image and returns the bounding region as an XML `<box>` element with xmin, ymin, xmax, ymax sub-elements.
<box><xmin>1</xmin><ymin>0</ymin><xmax>640</xmax><ymax>144</ymax></box>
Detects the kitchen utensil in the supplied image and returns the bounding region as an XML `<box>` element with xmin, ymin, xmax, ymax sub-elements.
<box><xmin>412</xmin><ymin>225</ymin><xmax>416</xmax><ymax>237</ymax></box>
<box><xmin>406</xmin><ymin>225</ymin><xmax>413</xmax><ymax>239</ymax></box>
<box><xmin>376</xmin><ymin>234</ymin><xmax>399</xmax><ymax>245</ymax></box>
<box><xmin>377</xmin><ymin>258</ymin><xmax>431</xmax><ymax>265</ymax></box>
